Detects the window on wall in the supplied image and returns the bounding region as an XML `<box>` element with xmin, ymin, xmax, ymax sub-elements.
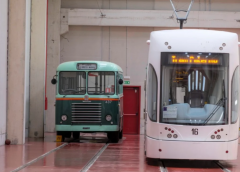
<box><xmin>231</xmin><ymin>66</ymin><xmax>239</xmax><ymax>124</ymax></box>
<box><xmin>147</xmin><ymin>64</ymin><xmax>158</xmax><ymax>121</ymax></box>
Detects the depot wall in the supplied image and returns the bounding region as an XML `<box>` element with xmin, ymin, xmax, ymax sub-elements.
<box><xmin>0</xmin><ymin>0</ymin><xmax>8</xmax><ymax>145</ymax></box>
<box><xmin>61</xmin><ymin>0</ymin><xmax>240</xmax><ymax>11</ymax></box>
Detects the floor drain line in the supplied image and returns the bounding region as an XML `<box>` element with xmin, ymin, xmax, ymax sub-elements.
<box><xmin>11</xmin><ymin>143</ymin><xmax>68</xmax><ymax>172</ymax></box>
<box><xmin>215</xmin><ymin>161</ymin><xmax>231</xmax><ymax>172</ymax></box>
<box><xmin>159</xmin><ymin>161</ymin><xmax>168</xmax><ymax>172</ymax></box>
<box><xmin>80</xmin><ymin>143</ymin><xmax>109</xmax><ymax>172</ymax></box>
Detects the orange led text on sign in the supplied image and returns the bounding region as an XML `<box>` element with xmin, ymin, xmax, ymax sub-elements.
<box><xmin>179</xmin><ymin>59</ymin><xmax>188</xmax><ymax>63</ymax></box>
<box><xmin>172</xmin><ymin>59</ymin><xmax>178</xmax><ymax>63</ymax></box>
<box><xmin>208</xmin><ymin>60</ymin><xmax>218</xmax><ymax>64</ymax></box>
<box><xmin>171</xmin><ymin>58</ymin><xmax>219</xmax><ymax>64</ymax></box>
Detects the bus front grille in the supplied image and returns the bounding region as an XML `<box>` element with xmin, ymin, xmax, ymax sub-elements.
<box><xmin>71</xmin><ymin>103</ymin><xmax>102</xmax><ymax>124</ymax></box>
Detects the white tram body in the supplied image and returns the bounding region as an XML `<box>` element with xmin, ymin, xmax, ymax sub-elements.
<box><xmin>145</xmin><ymin>30</ymin><xmax>239</xmax><ymax>160</ymax></box>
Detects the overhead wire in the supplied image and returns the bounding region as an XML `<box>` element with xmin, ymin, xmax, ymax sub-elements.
<box><xmin>95</xmin><ymin>0</ymin><xmax>105</xmax><ymax>17</ymax></box>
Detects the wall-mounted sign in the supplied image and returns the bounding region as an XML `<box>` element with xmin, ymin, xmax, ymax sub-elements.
<box><xmin>124</xmin><ymin>76</ymin><xmax>130</xmax><ymax>80</ymax></box>
<box><xmin>124</xmin><ymin>81</ymin><xmax>130</xmax><ymax>84</ymax></box>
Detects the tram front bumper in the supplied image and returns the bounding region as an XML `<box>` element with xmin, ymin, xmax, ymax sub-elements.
<box><xmin>56</xmin><ymin>125</ymin><xmax>119</xmax><ymax>132</ymax></box>
<box><xmin>146</xmin><ymin>136</ymin><xmax>238</xmax><ymax>160</ymax></box>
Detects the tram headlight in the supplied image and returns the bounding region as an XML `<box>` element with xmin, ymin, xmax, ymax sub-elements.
<box><xmin>106</xmin><ymin>115</ymin><xmax>112</xmax><ymax>121</ymax></box>
<box><xmin>61</xmin><ymin>115</ymin><xmax>67</xmax><ymax>121</ymax></box>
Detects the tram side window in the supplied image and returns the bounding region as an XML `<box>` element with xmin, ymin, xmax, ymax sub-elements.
<box><xmin>231</xmin><ymin>66</ymin><xmax>239</xmax><ymax>124</ymax></box>
<box><xmin>59</xmin><ymin>72</ymin><xmax>86</xmax><ymax>95</ymax></box>
<box><xmin>147</xmin><ymin>64</ymin><xmax>157</xmax><ymax>121</ymax></box>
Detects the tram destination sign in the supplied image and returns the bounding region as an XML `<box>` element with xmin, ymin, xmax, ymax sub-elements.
<box><xmin>77</xmin><ymin>63</ymin><xmax>97</xmax><ymax>70</ymax></box>
<box><xmin>168</xmin><ymin>53</ymin><xmax>222</xmax><ymax>65</ymax></box>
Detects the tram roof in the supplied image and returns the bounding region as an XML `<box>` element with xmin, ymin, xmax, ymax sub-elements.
<box><xmin>57</xmin><ymin>61</ymin><xmax>123</xmax><ymax>72</ymax></box>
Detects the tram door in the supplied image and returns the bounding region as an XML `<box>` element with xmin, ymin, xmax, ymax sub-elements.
<box><xmin>123</xmin><ymin>87</ymin><xmax>140</xmax><ymax>134</ymax></box>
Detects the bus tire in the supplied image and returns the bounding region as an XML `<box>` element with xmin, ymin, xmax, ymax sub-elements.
<box><xmin>57</xmin><ymin>131</ymin><xmax>65</xmax><ymax>142</ymax></box>
<box><xmin>65</xmin><ymin>131</ymin><xmax>71</xmax><ymax>138</ymax></box>
<box><xmin>119</xmin><ymin>130</ymin><xmax>123</xmax><ymax>139</ymax></box>
<box><xmin>73</xmin><ymin>131</ymin><xmax>80</xmax><ymax>140</ymax></box>
<box><xmin>107</xmin><ymin>131</ymin><xmax>119</xmax><ymax>143</ymax></box>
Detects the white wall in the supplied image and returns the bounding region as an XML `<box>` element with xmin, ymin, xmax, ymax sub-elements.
<box><xmin>29</xmin><ymin>0</ymin><xmax>47</xmax><ymax>138</ymax></box>
<box><xmin>46</xmin><ymin>0</ymin><xmax>61</xmax><ymax>132</ymax></box>
<box><xmin>0</xmin><ymin>0</ymin><xmax>8</xmax><ymax>145</ymax></box>
<box><xmin>61</xmin><ymin>0</ymin><xmax>240</xmax><ymax>11</ymax></box>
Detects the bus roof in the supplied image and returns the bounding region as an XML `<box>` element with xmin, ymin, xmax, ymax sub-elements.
<box><xmin>57</xmin><ymin>61</ymin><xmax>123</xmax><ymax>72</ymax></box>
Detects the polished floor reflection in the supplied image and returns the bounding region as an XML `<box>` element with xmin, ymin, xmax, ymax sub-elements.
<box><xmin>0</xmin><ymin>133</ymin><xmax>240</xmax><ymax>172</ymax></box>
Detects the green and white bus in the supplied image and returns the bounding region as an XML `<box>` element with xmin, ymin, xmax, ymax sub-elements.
<box><xmin>51</xmin><ymin>61</ymin><xmax>124</xmax><ymax>143</ymax></box>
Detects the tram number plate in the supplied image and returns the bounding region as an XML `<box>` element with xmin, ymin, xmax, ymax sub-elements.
<box><xmin>56</xmin><ymin>135</ymin><xmax>62</xmax><ymax>142</ymax></box>
<box><xmin>192</xmin><ymin>128</ymin><xmax>198</xmax><ymax>135</ymax></box>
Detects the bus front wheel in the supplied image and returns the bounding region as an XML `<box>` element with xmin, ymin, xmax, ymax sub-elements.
<box><xmin>107</xmin><ymin>131</ymin><xmax>119</xmax><ymax>143</ymax></box>
<box><xmin>73</xmin><ymin>131</ymin><xmax>80</xmax><ymax>140</ymax></box>
<box><xmin>119</xmin><ymin>130</ymin><xmax>123</xmax><ymax>139</ymax></box>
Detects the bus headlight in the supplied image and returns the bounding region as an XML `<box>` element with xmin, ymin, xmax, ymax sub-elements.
<box><xmin>61</xmin><ymin>115</ymin><xmax>67</xmax><ymax>121</ymax></box>
<box><xmin>106</xmin><ymin>115</ymin><xmax>112</xmax><ymax>121</ymax></box>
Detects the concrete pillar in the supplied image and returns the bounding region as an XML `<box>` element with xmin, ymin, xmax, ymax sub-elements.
<box><xmin>46</xmin><ymin>0</ymin><xmax>61</xmax><ymax>132</ymax></box>
<box><xmin>0</xmin><ymin>0</ymin><xmax>8</xmax><ymax>146</ymax></box>
<box><xmin>7</xmin><ymin>0</ymin><xmax>26</xmax><ymax>144</ymax></box>
<box><xmin>29</xmin><ymin>0</ymin><xmax>47</xmax><ymax>137</ymax></box>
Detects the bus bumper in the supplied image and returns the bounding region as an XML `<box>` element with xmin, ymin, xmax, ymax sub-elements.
<box><xmin>56</xmin><ymin>125</ymin><xmax>119</xmax><ymax>132</ymax></box>
<box><xmin>146</xmin><ymin>136</ymin><xmax>238</xmax><ymax>160</ymax></box>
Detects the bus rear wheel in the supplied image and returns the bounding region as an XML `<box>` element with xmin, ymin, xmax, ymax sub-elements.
<box><xmin>107</xmin><ymin>131</ymin><xmax>119</xmax><ymax>143</ymax></box>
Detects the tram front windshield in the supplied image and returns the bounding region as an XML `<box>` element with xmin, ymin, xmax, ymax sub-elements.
<box><xmin>161</xmin><ymin>52</ymin><xmax>229</xmax><ymax>125</ymax></box>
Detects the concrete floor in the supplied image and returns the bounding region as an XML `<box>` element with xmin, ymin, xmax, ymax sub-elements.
<box><xmin>1</xmin><ymin>133</ymin><xmax>240</xmax><ymax>172</ymax></box>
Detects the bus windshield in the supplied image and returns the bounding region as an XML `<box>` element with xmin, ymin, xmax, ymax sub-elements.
<box><xmin>88</xmin><ymin>72</ymin><xmax>115</xmax><ymax>95</ymax></box>
<box><xmin>160</xmin><ymin>52</ymin><xmax>229</xmax><ymax>125</ymax></box>
<box><xmin>59</xmin><ymin>72</ymin><xmax>86</xmax><ymax>95</ymax></box>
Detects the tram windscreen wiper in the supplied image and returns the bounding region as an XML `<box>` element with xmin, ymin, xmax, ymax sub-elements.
<box><xmin>203</xmin><ymin>97</ymin><xmax>227</xmax><ymax>125</ymax></box>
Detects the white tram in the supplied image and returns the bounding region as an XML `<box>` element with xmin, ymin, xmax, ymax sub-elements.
<box><xmin>145</xmin><ymin>30</ymin><xmax>240</xmax><ymax>160</ymax></box>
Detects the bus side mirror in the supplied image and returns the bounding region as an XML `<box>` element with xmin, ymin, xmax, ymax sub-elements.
<box><xmin>118</xmin><ymin>79</ymin><xmax>123</xmax><ymax>85</ymax></box>
<box><xmin>51</xmin><ymin>78</ymin><xmax>57</xmax><ymax>85</ymax></box>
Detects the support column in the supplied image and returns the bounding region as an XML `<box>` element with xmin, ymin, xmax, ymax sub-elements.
<box><xmin>0</xmin><ymin>0</ymin><xmax>8</xmax><ymax>146</ymax></box>
<box><xmin>29</xmin><ymin>0</ymin><xmax>47</xmax><ymax>137</ymax></box>
<box><xmin>46</xmin><ymin>0</ymin><xmax>61</xmax><ymax>132</ymax></box>
<box><xmin>7</xmin><ymin>0</ymin><xmax>26</xmax><ymax>144</ymax></box>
